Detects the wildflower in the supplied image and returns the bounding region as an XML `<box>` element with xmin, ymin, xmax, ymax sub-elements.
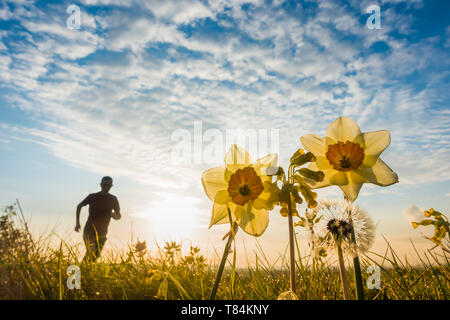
<box><xmin>295</xmin><ymin>209</ymin><xmax>327</xmax><ymax>259</ymax></box>
<box><xmin>300</xmin><ymin>116</ymin><xmax>399</xmax><ymax>202</ymax></box>
<box><xmin>272</xmin><ymin>148</ymin><xmax>323</xmax><ymax>214</ymax></box>
<box><xmin>201</xmin><ymin>144</ymin><xmax>279</xmax><ymax>236</ymax></box>
<box><xmin>134</xmin><ymin>239</ymin><xmax>147</xmax><ymax>257</ymax></box>
<box><xmin>412</xmin><ymin>208</ymin><xmax>449</xmax><ymax>250</ymax></box>
<box><xmin>268</xmin><ymin>147</ymin><xmax>323</xmax><ymax>296</ymax></box>
<box><xmin>311</xmin><ymin>243</ymin><xmax>327</xmax><ymax>259</ymax></box>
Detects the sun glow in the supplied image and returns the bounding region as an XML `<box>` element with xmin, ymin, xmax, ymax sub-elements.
<box><xmin>134</xmin><ymin>193</ymin><xmax>204</xmax><ymax>241</ymax></box>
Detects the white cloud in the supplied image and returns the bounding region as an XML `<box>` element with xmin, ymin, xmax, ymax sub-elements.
<box><xmin>0</xmin><ymin>4</ymin><xmax>13</xmax><ymax>20</ymax></box>
<box><xmin>0</xmin><ymin>0</ymin><xmax>449</xmax><ymax>200</ymax></box>
<box><xmin>402</xmin><ymin>204</ymin><xmax>424</xmax><ymax>223</ymax></box>
<box><xmin>81</xmin><ymin>0</ymin><xmax>131</xmax><ymax>6</ymax></box>
<box><xmin>20</xmin><ymin>21</ymin><xmax>100</xmax><ymax>59</ymax></box>
<box><xmin>146</xmin><ymin>0</ymin><xmax>213</xmax><ymax>24</ymax></box>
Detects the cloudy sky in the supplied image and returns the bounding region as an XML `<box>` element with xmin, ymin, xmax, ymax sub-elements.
<box><xmin>0</xmin><ymin>0</ymin><xmax>449</xmax><ymax>266</ymax></box>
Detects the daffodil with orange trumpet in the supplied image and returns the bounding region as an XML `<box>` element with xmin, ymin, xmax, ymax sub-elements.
<box><xmin>201</xmin><ymin>144</ymin><xmax>279</xmax><ymax>299</ymax></box>
<box><xmin>300</xmin><ymin>116</ymin><xmax>399</xmax><ymax>300</ymax></box>
<box><xmin>300</xmin><ymin>116</ymin><xmax>398</xmax><ymax>202</ymax></box>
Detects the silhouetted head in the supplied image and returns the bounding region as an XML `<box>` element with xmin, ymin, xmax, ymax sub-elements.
<box><xmin>100</xmin><ymin>176</ymin><xmax>113</xmax><ymax>193</ymax></box>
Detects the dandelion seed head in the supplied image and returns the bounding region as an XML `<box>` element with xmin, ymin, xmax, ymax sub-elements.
<box><xmin>314</xmin><ymin>199</ymin><xmax>376</xmax><ymax>257</ymax></box>
<box><xmin>326</xmin><ymin>218</ymin><xmax>353</xmax><ymax>240</ymax></box>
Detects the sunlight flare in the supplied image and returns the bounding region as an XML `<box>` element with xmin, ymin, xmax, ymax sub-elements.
<box><xmin>134</xmin><ymin>194</ymin><xmax>203</xmax><ymax>241</ymax></box>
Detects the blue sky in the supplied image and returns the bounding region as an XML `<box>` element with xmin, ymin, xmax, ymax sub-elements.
<box><xmin>0</xmin><ymin>0</ymin><xmax>449</xmax><ymax>265</ymax></box>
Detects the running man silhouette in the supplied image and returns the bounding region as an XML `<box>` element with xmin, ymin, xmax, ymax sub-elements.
<box><xmin>75</xmin><ymin>176</ymin><xmax>121</xmax><ymax>262</ymax></box>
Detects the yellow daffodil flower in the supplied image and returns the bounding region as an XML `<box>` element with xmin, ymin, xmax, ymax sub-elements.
<box><xmin>300</xmin><ymin>116</ymin><xmax>399</xmax><ymax>202</ymax></box>
<box><xmin>201</xmin><ymin>144</ymin><xmax>279</xmax><ymax>236</ymax></box>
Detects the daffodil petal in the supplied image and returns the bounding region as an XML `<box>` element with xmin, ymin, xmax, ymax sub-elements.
<box><xmin>253</xmin><ymin>197</ymin><xmax>269</xmax><ymax>210</ymax></box>
<box><xmin>325</xmin><ymin>116</ymin><xmax>362</xmax><ymax>145</ymax></box>
<box><xmin>214</xmin><ymin>190</ymin><xmax>229</xmax><ymax>205</ymax></box>
<box><xmin>253</xmin><ymin>182</ymin><xmax>279</xmax><ymax>210</ymax></box>
<box><xmin>361</xmin><ymin>130</ymin><xmax>391</xmax><ymax>167</ymax></box>
<box><xmin>349</xmin><ymin>170</ymin><xmax>368</xmax><ymax>184</ymax></box>
<box><xmin>329</xmin><ymin>171</ymin><xmax>348</xmax><ymax>185</ymax></box>
<box><xmin>339</xmin><ymin>180</ymin><xmax>363</xmax><ymax>202</ymax></box>
<box><xmin>224</xmin><ymin>168</ymin><xmax>233</xmax><ymax>182</ymax></box>
<box><xmin>209</xmin><ymin>202</ymin><xmax>229</xmax><ymax>228</ymax></box>
<box><xmin>201</xmin><ymin>167</ymin><xmax>228</xmax><ymax>202</ymax></box>
<box><xmin>233</xmin><ymin>203</ymin><xmax>245</xmax><ymax>220</ymax></box>
<box><xmin>238</xmin><ymin>203</ymin><xmax>269</xmax><ymax>237</ymax></box>
<box><xmin>254</xmin><ymin>153</ymin><xmax>278</xmax><ymax>179</ymax></box>
<box><xmin>356</xmin><ymin>158</ymin><xmax>399</xmax><ymax>186</ymax></box>
<box><xmin>224</xmin><ymin>144</ymin><xmax>252</xmax><ymax>173</ymax></box>
<box><xmin>316</xmin><ymin>156</ymin><xmax>332</xmax><ymax>170</ymax></box>
<box><xmin>300</xmin><ymin>134</ymin><xmax>326</xmax><ymax>157</ymax></box>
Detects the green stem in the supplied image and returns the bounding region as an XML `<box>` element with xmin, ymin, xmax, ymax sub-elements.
<box><xmin>311</xmin><ymin>258</ymin><xmax>315</xmax><ymax>281</ymax></box>
<box><xmin>209</xmin><ymin>210</ymin><xmax>237</xmax><ymax>300</ymax></box>
<box><xmin>287</xmin><ymin>191</ymin><xmax>297</xmax><ymax>293</ymax></box>
<box><xmin>336</xmin><ymin>241</ymin><xmax>351</xmax><ymax>300</ymax></box>
<box><xmin>344</xmin><ymin>196</ymin><xmax>365</xmax><ymax>300</ymax></box>
<box><xmin>352</xmin><ymin>255</ymin><xmax>364</xmax><ymax>299</ymax></box>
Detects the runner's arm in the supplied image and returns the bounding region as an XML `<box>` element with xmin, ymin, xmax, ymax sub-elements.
<box><xmin>75</xmin><ymin>195</ymin><xmax>91</xmax><ymax>232</ymax></box>
<box><xmin>112</xmin><ymin>197</ymin><xmax>121</xmax><ymax>220</ymax></box>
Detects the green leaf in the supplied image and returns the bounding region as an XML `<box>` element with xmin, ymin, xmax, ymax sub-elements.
<box><xmin>157</xmin><ymin>278</ymin><xmax>168</xmax><ymax>300</ymax></box>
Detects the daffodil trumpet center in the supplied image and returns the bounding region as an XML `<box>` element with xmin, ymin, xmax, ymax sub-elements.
<box><xmin>326</xmin><ymin>141</ymin><xmax>365</xmax><ymax>172</ymax></box>
<box><xmin>239</xmin><ymin>184</ymin><xmax>251</xmax><ymax>196</ymax></box>
<box><xmin>227</xmin><ymin>167</ymin><xmax>264</xmax><ymax>206</ymax></box>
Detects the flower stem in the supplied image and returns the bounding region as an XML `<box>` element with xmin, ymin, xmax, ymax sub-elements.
<box><xmin>336</xmin><ymin>241</ymin><xmax>351</xmax><ymax>300</ymax></box>
<box><xmin>287</xmin><ymin>191</ymin><xmax>297</xmax><ymax>293</ymax></box>
<box><xmin>209</xmin><ymin>212</ymin><xmax>237</xmax><ymax>300</ymax></box>
<box><xmin>352</xmin><ymin>255</ymin><xmax>364</xmax><ymax>299</ymax></box>
<box><xmin>344</xmin><ymin>196</ymin><xmax>365</xmax><ymax>300</ymax></box>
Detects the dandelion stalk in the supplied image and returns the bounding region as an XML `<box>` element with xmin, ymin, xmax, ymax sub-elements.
<box><xmin>345</xmin><ymin>196</ymin><xmax>365</xmax><ymax>300</ymax></box>
<box><xmin>335</xmin><ymin>240</ymin><xmax>351</xmax><ymax>300</ymax></box>
<box><xmin>209</xmin><ymin>208</ymin><xmax>238</xmax><ymax>300</ymax></box>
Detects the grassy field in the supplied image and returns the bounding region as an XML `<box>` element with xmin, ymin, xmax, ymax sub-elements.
<box><xmin>0</xmin><ymin>209</ymin><xmax>449</xmax><ymax>300</ymax></box>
